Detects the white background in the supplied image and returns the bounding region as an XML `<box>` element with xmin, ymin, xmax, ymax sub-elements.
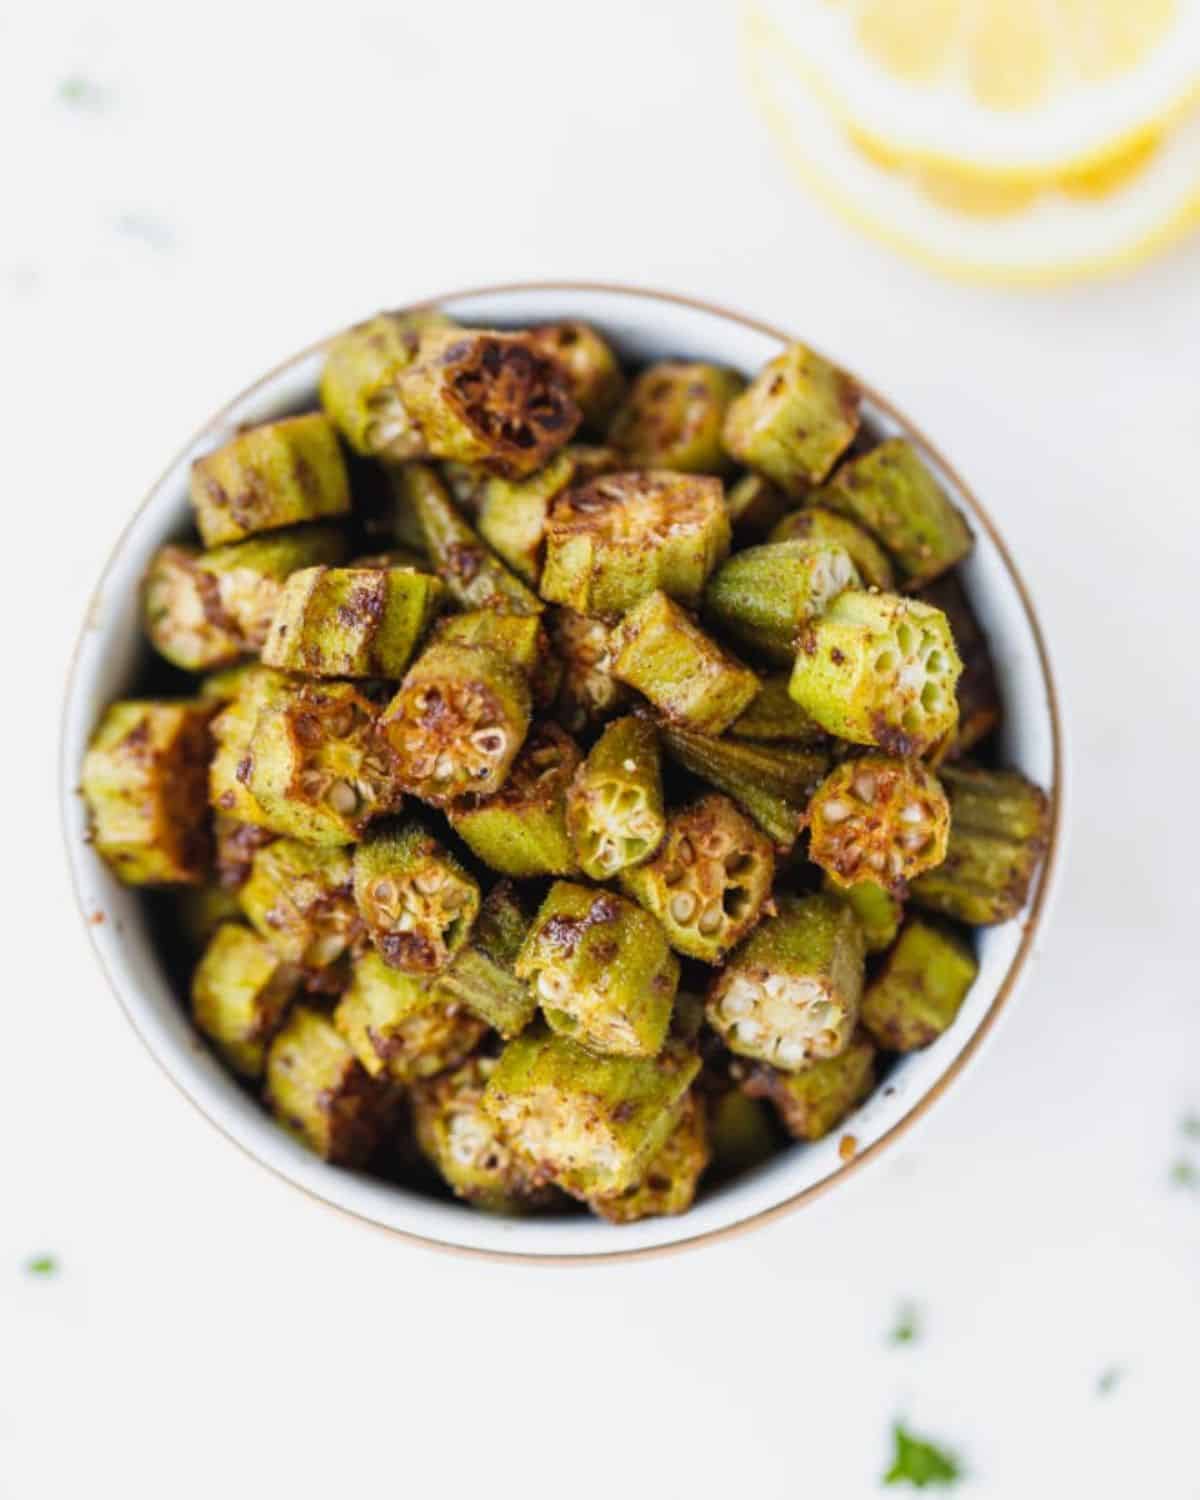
<box><xmin>3</xmin><ymin>3</ymin><xmax>1198</xmax><ymax>1496</ymax></box>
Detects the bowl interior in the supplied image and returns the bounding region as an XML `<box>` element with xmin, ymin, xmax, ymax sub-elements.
<box><xmin>61</xmin><ymin>285</ymin><xmax>1060</xmax><ymax>1260</ymax></box>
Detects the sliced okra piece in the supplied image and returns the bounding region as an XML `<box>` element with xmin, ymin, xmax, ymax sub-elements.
<box><xmin>435</xmin><ymin>881</ymin><xmax>537</xmax><ymax>1038</ymax></box>
<box><xmin>539</xmin><ymin>471</ymin><xmax>730</xmax><ymax>616</ymax></box>
<box><xmin>612</xmin><ymin>591</ymin><xmax>760</xmax><ymax>734</ymax></box>
<box><xmin>704</xmin><ymin>539</ymin><xmax>861</xmax><ymax>663</ymax></box>
<box><xmin>516</xmin><ymin>883</ymin><xmax>679</xmax><ymax>1058</ymax></box>
<box><xmin>789</xmin><ymin>589</ymin><xmax>963</xmax><ymax>757</ymax></box>
<box><xmin>807</xmin><ymin>755</ymin><xmax>950</xmax><ymax>893</ymax></box>
<box><xmin>213</xmin><ymin>813</ymin><xmax>276</xmax><ymax>890</ymax></box>
<box><xmin>620</xmin><ymin>794</ymin><xmax>774</xmax><ymax>963</ymax></box>
<box><xmin>190</xmin><ymin>413</ymin><xmax>351</xmax><ymax>547</ymax></box>
<box><xmin>740</xmin><ymin>1029</ymin><xmax>876</xmax><ymax>1141</ymax></box>
<box><xmin>730</xmin><ymin>674</ymin><xmax>827</xmax><ymax>745</ymax></box>
<box><xmin>721</xmin><ymin>341</ymin><xmax>860</xmax><ymax>495</ymax></box>
<box><xmin>726</xmin><ymin>472</ymin><xmax>790</xmax><ymax>538</ymax></box>
<box><xmin>199</xmin><ymin>660</ymin><xmax>262</xmax><ymax>704</ymax></box>
<box><xmin>447</xmin><ymin>722</ymin><xmax>582</xmax><ymax>878</ymax></box>
<box><xmin>433</xmin><ymin>609</ymin><xmax>557</xmax><ymax>707</ymax></box>
<box><xmin>207</xmin><ymin>666</ymin><xmax>292</xmax><ymax>826</ymax></box>
<box><xmin>333</xmin><ymin>950</ymin><xmax>486</xmax><ymax>1084</ymax></box>
<box><xmin>814</xmin><ymin>439</ymin><xmax>972</xmax><ymax>587</ymax></box>
<box><xmin>353</xmin><ymin>820</ymin><xmax>480</xmax><ymax>975</ymax></box>
<box><xmin>319</xmin><ymin>309</ymin><xmax>454</xmax><ymax>459</ymax></box>
<box><xmin>239</xmin><ymin>839</ymin><xmax>361</xmax><ymax>968</ymax></box>
<box><xmin>909</xmin><ymin>763</ymin><xmax>1050</xmax><ymax>924</ymax></box>
<box><xmin>608</xmin><ymin>361</ymin><xmax>745</xmax><ymax>474</ymax></box>
<box><xmin>769</xmin><ymin>504</ymin><xmax>895</xmax><ymax>590</ymax></box>
<box><xmin>481</xmin><ymin>1024</ymin><xmax>702</xmax><ymax>1198</ymax></box>
<box><xmin>261</xmin><ymin>565</ymin><xmax>445</xmax><ymax>678</ymax></box>
<box><xmin>861</xmin><ymin>918</ymin><xmax>978</xmax><ymax>1050</ymax></box>
<box><xmin>476</xmin><ymin>444</ymin><xmax>620</xmax><ymax>585</ymax></box>
<box><xmin>822</xmin><ymin>873</ymin><xmax>903</xmax><ymax>954</ymax></box>
<box><xmin>380</xmin><ymin>640</ymin><xmax>531</xmax><ymax>806</ymax></box>
<box><xmin>527</xmin><ymin>321</ymin><xmax>627</xmax><ymax>431</ymax></box>
<box><xmin>565</xmin><ymin>714</ymin><xmax>665</xmax><ymax>880</ymax></box>
<box><xmin>82</xmin><ymin>699</ymin><xmax>214</xmax><ymax>885</ymax></box>
<box><xmin>588</xmin><ymin>1092</ymin><xmax>710</xmax><ymax>1223</ymax></box>
<box><xmin>191</xmin><ymin>921</ymin><xmax>300</xmax><ymax>1078</ymax></box>
<box><xmin>265</xmin><ymin>1005</ymin><xmax>388</xmax><ymax>1165</ymax></box>
<box><xmin>547</xmin><ymin>608</ymin><xmax>629</xmax><ymax>732</ymax></box>
<box><xmin>706</xmin><ymin>893</ymin><xmax>865</xmax><ymax>1071</ymax></box>
<box><xmin>707</xmin><ymin>1087</ymin><xmax>777</xmax><ymax>1176</ymax></box>
<box><xmin>916</xmin><ymin>571</ymin><xmax>1002</xmax><ymax>759</ymax></box>
<box><xmin>173</xmin><ymin>883</ymin><xmax>245</xmax><ymax>951</ymax></box>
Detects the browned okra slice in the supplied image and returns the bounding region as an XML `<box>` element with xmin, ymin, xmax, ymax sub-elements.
<box><xmin>239</xmin><ymin>839</ymin><xmax>362</xmax><ymax>968</ymax></box>
<box><xmin>353</xmin><ymin>820</ymin><xmax>480</xmax><ymax>975</ymax></box>
<box><xmin>822</xmin><ymin>873</ymin><xmax>903</xmax><ymax>954</ymax></box>
<box><xmin>434</xmin><ymin>881</ymin><xmax>537</xmax><ymax>1039</ymax></box>
<box><xmin>807</xmin><ymin>755</ymin><xmax>950</xmax><ymax>893</ymax></box>
<box><xmin>191</xmin><ymin>922</ymin><xmax>300</xmax><ymax>1077</ymax></box>
<box><xmin>620</xmin><ymin>795</ymin><xmax>774</xmax><ymax>963</ymax></box>
<box><xmin>861</xmin><ymin>919</ymin><xmax>979</xmax><ymax>1050</ymax></box>
<box><xmin>740</xmin><ymin>1029</ymin><xmax>877</xmax><ymax>1141</ymax></box>
<box><xmin>726</xmin><ymin>472</ymin><xmax>791</xmax><ymax>538</ymax></box>
<box><xmin>333</xmin><ymin>950</ymin><xmax>486</xmax><ymax>1084</ymax></box>
<box><xmin>207</xmin><ymin>666</ymin><xmax>292</xmax><ymax>826</ymax></box>
<box><xmin>769</xmin><ymin>505</ymin><xmax>895</xmax><ymax>590</ymax></box>
<box><xmin>565</xmin><ymin>714</ymin><xmax>665</xmax><ymax>880</ymax></box>
<box><xmin>527</xmin><ymin>321</ymin><xmax>627</xmax><ymax>431</ymax></box>
<box><xmin>729</xmin><ymin>674</ymin><xmax>827</xmax><ymax>745</ymax></box>
<box><xmin>261</xmin><ymin>565</ymin><xmax>444</xmax><ymax>678</ymax></box>
<box><xmin>588</xmin><ymin>1093</ymin><xmax>710</xmax><ymax>1223</ymax></box>
<box><xmin>706</xmin><ymin>893</ymin><xmax>864</xmax><ymax>1071</ymax></box>
<box><xmin>704</xmin><ymin>539</ymin><xmax>861</xmax><ymax>663</ymax></box>
<box><xmin>265</xmin><ymin>1005</ymin><xmax>388</xmax><ymax>1165</ymax></box>
<box><xmin>476</xmin><ymin>445</ymin><xmax>620</xmax><ymax>585</ymax></box>
<box><xmin>82</xmin><ymin>699</ymin><xmax>214</xmax><ymax>885</ymax></box>
<box><xmin>608</xmin><ymin>361</ymin><xmax>745</xmax><ymax>474</ymax></box>
<box><xmin>319</xmin><ymin>309</ymin><xmax>454</xmax><ymax>459</ymax></box>
<box><xmin>916</xmin><ymin>571</ymin><xmax>1002</xmax><ymax>760</ymax></box>
<box><xmin>547</xmin><ymin>608</ymin><xmax>630</xmax><ymax>733</ymax></box>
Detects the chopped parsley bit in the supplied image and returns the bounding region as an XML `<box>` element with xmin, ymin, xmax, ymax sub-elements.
<box><xmin>25</xmin><ymin>1255</ymin><xmax>58</xmax><ymax>1277</ymax></box>
<box><xmin>1096</xmin><ymin>1366</ymin><xmax>1124</xmax><ymax>1397</ymax></box>
<box><xmin>58</xmin><ymin>75</ymin><xmax>110</xmax><ymax>112</ymax></box>
<box><xmin>889</xmin><ymin>1302</ymin><xmax>921</xmax><ymax>1346</ymax></box>
<box><xmin>1182</xmin><ymin>1114</ymin><xmax>1200</xmax><ymax>1141</ymax></box>
<box><xmin>1170</xmin><ymin>1159</ymin><xmax>1199</xmax><ymax>1190</ymax></box>
<box><xmin>884</xmin><ymin>1424</ymin><xmax>962</xmax><ymax>1489</ymax></box>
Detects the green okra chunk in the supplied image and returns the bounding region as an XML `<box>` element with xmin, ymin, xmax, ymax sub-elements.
<box><xmin>707</xmin><ymin>1087</ymin><xmax>777</xmax><ymax>1176</ymax></box>
<box><xmin>547</xmin><ymin>608</ymin><xmax>630</xmax><ymax>732</ymax></box>
<box><xmin>191</xmin><ymin>922</ymin><xmax>300</xmax><ymax>1077</ymax></box>
<box><xmin>82</xmin><ymin>700</ymin><xmax>214</xmax><ymax>885</ymax></box>
<box><xmin>704</xmin><ymin>539</ymin><xmax>861</xmax><ymax>663</ymax></box>
<box><xmin>174</xmin><ymin>884</ymin><xmax>245</xmax><ymax>951</ymax></box>
<box><xmin>565</xmin><ymin>714</ymin><xmax>665</xmax><ymax>880</ymax></box>
<box><xmin>706</xmin><ymin>893</ymin><xmax>865</xmax><ymax>1071</ymax></box>
<box><xmin>721</xmin><ymin>341</ymin><xmax>860</xmax><ymax>495</ymax></box>
<box><xmin>861</xmin><ymin>919</ymin><xmax>978</xmax><ymax>1050</ymax></box>
<box><xmin>527</xmin><ymin>321</ymin><xmax>627</xmax><ymax>431</ymax></box>
<box><xmin>620</xmin><ymin>794</ymin><xmax>774</xmax><ymax>963</ymax></box>
<box><xmin>789</xmin><ymin>589</ymin><xmax>963</xmax><ymax>757</ymax></box>
<box><xmin>481</xmin><ymin>1024</ymin><xmax>702</xmax><ymax>1198</ymax></box>
<box><xmin>240</xmin><ymin>839</ymin><xmax>362</xmax><ymax>968</ymax></box>
<box><xmin>612</xmin><ymin>591</ymin><xmax>760</xmax><ymax>734</ymax></box>
<box><xmin>822</xmin><ymin>873</ymin><xmax>903</xmax><ymax>954</ymax></box>
<box><xmin>379</xmin><ymin>640</ymin><xmax>531</xmax><ymax>807</ymax></box>
<box><xmin>190</xmin><ymin>413</ymin><xmax>351</xmax><ymax>547</ymax></box>
<box><xmin>447</xmin><ymin>722</ymin><xmax>582</xmax><ymax>878</ymax></box>
<box><xmin>540</xmin><ymin>471</ymin><xmax>731</xmax><ymax>617</ymax></box>
<box><xmin>726</xmin><ymin>472</ymin><xmax>791</xmax><ymax>537</ymax></box>
<box><xmin>245</xmin><ymin>680</ymin><xmax>403</xmax><ymax>844</ymax></box>
<box><xmin>433</xmin><ymin>609</ymin><xmax>557</xmax><ymax>706</ymax></box>
<box><xmin>608</xmin><ymin>361</ymin><xmax>745</xmax><ymax>474</ymax></box>
<box><xmin>814</xmin><ymin>439</ymin><xmax>972</xmax><ymax>587</ymax></box>
<box><xmin>807</xmin><ymin>755</ymin><xmax>950</xmax><ymax>893</ymax></box>
<box><xmin>353</xmin><ymin>820</ymin><xmax>480</xmax><ymax>975</ymax></box>
<box><xmin>909</xmin><ymin>763</ymin><xmax>1050</xmax><ymax>924</ymax></box>
<box><xmin>916</xmin><ymin>571</ymin><xmax>1002</xmax><ymax>759</ymax></box>
<box><xmin>333</xmin><ymin>950</ymin><xmax>486</xmax><ymax>1084</ymax></box>
<box><xmin>516</xmin><ymin>883</ymin><xmax>680</xmax><ymax>1059</ymax></box>
<box><xmin>588</xmin><ymin>1092</ymin><xmax>710</xmax><ymax>1223</ymax></box>
<box><xmin>769</xmin><ymin>504</ymin><xmax>895</xmax><ymax>590</ymax></box>
<box><xmin>207</xmin><ymin>666</ymin><xmax>291</xmax><ymax>826</ymax></box>
<box><xmin>435</xmin><ymin>881</ymin><xmax>537</xmax><ymax>1039</ymax></box>
<box><xmin>740</xmin><ymin>1029</ymin><xmax>877</xmax><ymax>1141</ymax></box>
<box><xmin>144</xmin><ymin>525</ymin><xmax>348</xmax><ymax>672</ymax></box>
<box><xmin>261</xmin><ymin>565</ymin><xmax>445</xmax><ymax>678</ymax></box>
<box><xmin>476</xmin><ymin>445</ymin><xmax>620</xmax><ymax>585</ymax></box>
<box><xmin>730</xmin><ymin>674</ymin><xmax>827</xmax><ymax>745</ymax></box>
<box><xmin>319</xmin><ymin>309</ymin><xmax>454</xmax><ymax>459</ymax></box>
<box><xmin>213</xmin><ymin>813</ymin><xmax>276</xmax><ymax>890</ymax></box>
<box><xmin>199</xmin><ymin>660</ymin><xmax>263</xmax><ymax>704</ymax></box>
<box><xmin>265</xmin><ymin>1005</ymin><xmax>387</xmax><ymax>1165</ymax></box>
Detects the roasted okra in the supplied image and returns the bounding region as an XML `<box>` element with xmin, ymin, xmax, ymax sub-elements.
<box><xmin>354</xmin><ymin>820</ymin><xmax>480</xmax><ymax>975</ymax></box>
<box><xmin>806</xmin><ymin>755</ymin><xmax>950</xmax><ymax>893</ymax></box>
<box><xmin>705</xmin><ymin>539</ymin><xmax>861</xmax><ymax>663</ymax></box>
<box><xmin>191</xmin><ymin>922</ymin><xmax>300</xmax><ymax>1077</ymax></box>
<box><xmin>609</xmin><ymin>362</ymin><xmax>744</xmax><ymax>474</ymax></box>
<box><xmin>565</xmin><ymin>714</ymin><xmax>666</xmax><ymax>881</ymax></box>
<box><xmin>740</xmin><ymin>1029</ymin><xmax>877</xmax><ymax>1142</ymax></box>
<box><xmin>261</xmin><ymin>565</ymin><xmax>444</xmax><ymax>677</ymax></box>
<box><xmin>861</xmin><ymin>919</ymin><xmax>979</xmax><ymax>1050</ymax></box>
<box><xmin>334</xmin><ymin>950</ymin><xmax>486</xmax><ymax>1084</ymax></box>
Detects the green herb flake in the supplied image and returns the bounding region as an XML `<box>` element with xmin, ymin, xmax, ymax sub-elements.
<box><xmin>1096</xmin><ymin>1366</ymin><xmax>1124</xmax><ymax>1397</ymax></box>
<box><xmin>883</xmin><ymin>1423</ymin><xmax>962</xmax><ymax>1489</ymax></box>
<box><xmin>25</xmin><ymin>1254</ymin><xmax>58</xmax><ymax>1277</ymax></box>
<box><xmin>889</xmin><ymin>1302</ymin><xmax>921</xmax><ymax>1346</ymax></box>
<box><xmin>58</xmin><ymin>75</ymin><xmax>109</xmax><ymax>112</ymax></box>
<box><xmin>1170</xmin><ymin>1158</ymin><xmax>1199</xmax><ymax>1189</ymax></box>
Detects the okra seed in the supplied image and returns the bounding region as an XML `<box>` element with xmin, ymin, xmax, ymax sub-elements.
<box><xmin>670</xmin><ymin>892</ymin><xmax>697</xmax><ymax>923</ymax></box>
<box><xmin>853</xmin><ymin>772</ymin><xmax>877</xmax><ymax>802</ymax></box>
<box><xmin>821</xmin><ymin>799</ymin><xmax>851</xmax><ymax>823</ymax></box>
<box><xmin>900</xmin><ymin>802</ymin><xmax>924</xmax><ymax>823</ymax></box>
<box><xmin>327</xmin><ymin>780</ymin><xmax>359</xmax><ymax>815</ymax></box>
<box><xmin>434</xmin><ymin>754</ymin><xmax>456</xmax><ymax>780</ymax></box>
<box><xmin>414</xmin><ymin>868</ymin><xmax>445</xmax><ymax>895</ymax></box>
<box><xmin>697</xmin><ymin>904</ymin><xmax>723</xmax><ymax>935</ymax></box>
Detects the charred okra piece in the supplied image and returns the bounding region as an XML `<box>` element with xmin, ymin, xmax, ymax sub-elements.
<box><xmin>82</xmin><ymin>700</ymin><xmax>213</xmax><ymax>884</ymax></box>
<box><xmin>333</xmin><ymin>950</ymin><xmax>485</xmax><ymax>1084</ymax></box>
<box><xmin>261</xmin><ymin>565</ymin><xmax>444</xmax><ymax>677</ymax></box>
<box><xmin>207</xmin><ymin>666</ymin><xmax>291</xmax><ymax>826</ymax></box>
<box><xmin>191</xmin><ymin>922</ymin><xmax>299</xmax><ymax>1077</ymax></box>
<box><xmin>722</xmin><ymin>341</ymin><xmax>860</xmax><ymax>495</ymax></box>
<box><xmin>565</xmin><ymin>714</ymin><xmax>665</xmax><ymax>880</ymax></box>
<box><xmin>789</xmin><ymin>590</ymin><xmax>962</xmax><ymax>757</ymax></box>
<box><xmin>213</xmin><ymin>813</ymin><xmax>276</xmax><ymax>890</ymax></box>
<box><xmin>476</xmin><ymin>445</ymin><xmax>619</xmax><ymax>585</ymax></box>
<box><xmin>319</xmin><ymin>309</ymin><xmax>453</xmax><ymax>459</ymax></box>
<box><xmin>481</xmin><ymin>1025</ymin><xmax>702</xmax><ymax>1198</ymax></box>
<box><xmin>707</xmin><ymin>1087</ymin><xmax>777</xmax><ymax>1176</ymax></box>
<box><xmin>540</xmin><ymin>471</ymin><xmax>730</xmax><ymax>617</ymax></box>
<box><xmin>190</xmin><ymin>413</ymin><xmax>351</xmax><ymax>547</ymax></box>
<box><xmin>730</xmin><ymin>674</ymin><xmax>827</xmax><ymax>745</ymax></box>
<box><xmin>620</xmin><ymin>795</ymin><xmax>774</xmax><ymax>963</ymax></box>
<box><xmin>240</xmin><ymin>839</ymin><xmax>361</xmax><ymax>968</ymax></box>
<box><xmin>608</xmin><ymin>361</ymin><xmax>745</xmax><ymax>474</ymax></box>
<box><xmin>704</xmin><ymin>539</ymin><xmax>861</xmax><ymax>663</ymax></box>
<box><xmin>909</xmin><ymin>764</ymin><xmax>1050</xmax><ymax>924</ymax></box>
<box><xmin>527</xmin><ymin>321</ymin><xmax>626</xmax><ymax>431</ymax></box>
<box><xmin>741</xmin><ymin>1030</ymin><xmax>876</xmax><ymax>1141</ymax></box>
<box><xmin>265</xmin><ymin>1005</ymin><xmax>387</xmax><ymax>1165</ymax></box>
<box><xmin>807</xmin><ymin>755</ymin><xmax>950</xmax><ymax>893</ymax></box>
<box><xmin>380</xmin><ymin>640</ymin><xmax>531</xmax><ymax>806</ymax></box>
<box><xmin>726</xmin><ymin>473</ymin><xmax>790</xmax><ymax>537</ymax></box>
<box><xmin>861</xmin><ymin>919</ymin><xmax>978</xmax><ymax>1050</ymax></box>
<box><xmin>433</xmin><ymin>609</ymin><xmax>557</xmax><ymax>707</ymax></box>
<box><xmin>813</xmin><ymin>439</ymin><xmax>972</xmax><ymax>587</ymax></box>
<box><xmin>916</xmin><ymin>572</ymin><xmax>1002</xmax><ymax>759</ymax></box>
<box><xmin>548</xmin><ymin>608</ymin><xmax>629</xmax><ymax>732</ymax></box>
<box><xmin>823</xmin><ymin>873</ymin><xmax>903</xmax><ymax>954</ymax></box>
<box><xmin>435</xmin><ymin>881</ymin><xmax>537</xmax><ymax>1038</ymax></box>
<box><xmin>144</xmin><ymin>525</ymin><xmax>347</xmax><ymax>671</ymax></box>
<box><xmin>612</xmin><ymin>591</ymin><xmax>760</xmax><ymax>734</ymax></box>
<box><xmin>706</xmin><ymin>893</ymin><xmax>865</xmax><ymax>1071</ymax></box>
<box><xmin>588</xmin><ymin>1092</ymin><xmax>710</xmax><ymax>1223</ymax></box>
<box><xmin>769</xmin><ymin>505</ymin><xmax>895</xmax><ymax>590</ymax></box>
<box><xmin>353</xmin><ymin>820</ymin><xmax>480</xmax><ymax>975</ymax></box>
<box><xmin>516</xmin><ymin>883</ymin><xmax>679</xmax><ymax>1058</ymax></box>
<box><xmin>447</xmin><ymin>722</ymin><xmax>582</xmax><ymax>878</ymax></box>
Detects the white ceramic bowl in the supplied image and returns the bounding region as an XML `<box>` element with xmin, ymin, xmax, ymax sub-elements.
<box><xmin>61</xmin><ymin>283</ymin><xmax>1063</xmax><ymax>1262</ymax></box>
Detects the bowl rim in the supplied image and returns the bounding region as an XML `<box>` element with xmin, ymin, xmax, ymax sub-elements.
<box><xmin>61</xmin><ymin>279</ymin><xmax>1065</xmax><ymax>1265</ymax></box>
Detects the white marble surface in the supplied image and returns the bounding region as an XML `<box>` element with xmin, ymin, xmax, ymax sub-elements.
<box><xmin>4</xmin><ymin>3</ymin><xmax>1198</xmax><ymax>1496</ymax></box>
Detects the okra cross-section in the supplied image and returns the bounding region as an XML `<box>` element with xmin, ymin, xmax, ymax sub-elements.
<box><xmin>612</xmin><ymin>591</ymin><xmax>760</xmax><ymax>734</ymax></box>
<box><xmin>789</xmin><ymin>589</ymin><xmax>963</xmax><ymax>757</ymax></box>
<box><xmin>319</xmin><ymin>309</ymin><xmax>454</xmax><ymax>460</ymax></box>
<box><xmin>539</xmin><ymin>471</ymin><xmax>731</xmax><ymax>617</ymax></box>
<box><xmin>706</xmin><ymin>893</ymin><xmax>865</xmax><ymax>1072</ymax></box>
<box><xmin>476</xmin><ymin>445</ymin><xmax>620</xmax><ymax>585</ymax></box>
<box><xmin>548</xmin><ymin>608</ymin><xmax>629</xmax><ymax>732</ymax></box>
<box><xmin>861</xmin><ymin>919</ymin><xmax>979</xmax><ymax>1050</ymax></box>
<box><xmin>334</xmin><ymin>950</ymin><xmax>486</xmax><ymax>1084</ymax></box>
<box><xmin>82</xmin><ymin>699</ymin><xmax>215</xmax><ymax>885</ymax></box>
<box><xmin>191</xmin><ymin>922</ymin><xmax>300</xmax><ymax>1078</ymax></box>
<box><xmin>516</xmin><ymin>883</ymin><xmax>679</xmax><ymax>1058</ymax></box>
<box><xmin>704</xmin><ymin>539</ymin><xmax>861</xmax><ymax>663</ymax></box>
<box><xmin>769</xmin><ymin>505</ymin><xmax>895</xmax><ymax>591</ymax></box>
<box><xmin>265</xmin><ymin>1005</ymin><xmax>388</xmax><ymax>1166</ymax></box>
<box><xmin>565</xmin><ymin>714</ymin><xmax>665</xmax><ymax>881</ymax></box>
<box><xmin>240</xmin><ymin>839</ymin><xmax>362</xmax><ymax>969</ymax></box>
<box><xmin>190</xmin><ymin>413</ymin><xmax>351</xmax><ymax>547</ymax></box>
<box><xmin>528</xmin><ymin>321</ymin><xmax>626</xmax><ymax>431</ymax></box>
<box><xmin>807</xmin><ymin>755</ymin><xmax>950</xmax><ymax>893</ymax></box>
<box><xmin>608</xmin><ymin>361</ymin><xmax>745</xmax><ymax>474</ymax></box>
<box><xmin>481</xmin><ymin>1024</ymin><xmax>702</xmax><ymax>1198</ymax></box>
<box><xmin>434</xmin><ymin>881</ymin><xmax>537</xmax><ymax>1039</ymax></box>
<box><xmin>380</xmin><ymin>640</ymin><xmax>531</xmax><ymax>806</ymax></box>
<box><xmin>434</xmin><ymin>610</ymin><xmax>559</xmax><ymax>709</ymax></box>
<box><xmin>621</xmin><ymin>794</ymin><xmax>774</xmax><ymax>963</ymax></box>
<box><xmin>740</xmin><ymin>1029</ymin><xmax>877</xmax><ymax>1142</ymax></box>
<box><xmin>588</xmin><ymin>1093</ymin><xmax>710</xmax><ymax>1223</ymax></box>
<box><xmin>261</xmin><ymin>566</ymin><xmax>445</xmax><ymax>678</ymax></box>
<box><xmin>353</xmin><ymin>820</ymin><xmax>480</xmax><ymax>975</ymax></box>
